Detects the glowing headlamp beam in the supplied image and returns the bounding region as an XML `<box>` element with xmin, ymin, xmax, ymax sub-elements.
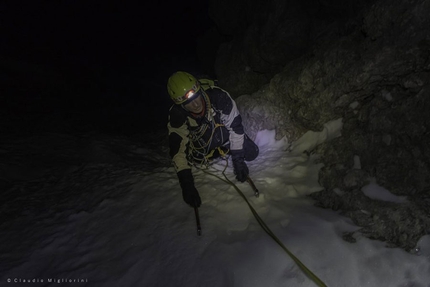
<box><xmin>186</xmin><ymin>90</ymin><xmax>195</xmax><ymax>99</ymax></box>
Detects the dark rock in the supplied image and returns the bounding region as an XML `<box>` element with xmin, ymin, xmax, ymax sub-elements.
<box><xmin>209</xmin><ymin>0</ymin><xmax>377</xmax><ymax>97</ymax></box>
<box><xmin>212</xmin><ymin>0</ymin><xmax>430</xmax><ymax>250</ymax></box>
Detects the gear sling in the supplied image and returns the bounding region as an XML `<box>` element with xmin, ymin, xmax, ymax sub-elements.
<box><xmin>187</xmin><ymin>79</ymin><xmax>230</xmax><ymax>166</ymax></box>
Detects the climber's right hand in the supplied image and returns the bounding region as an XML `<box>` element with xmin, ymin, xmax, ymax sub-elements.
<box><xmin>177</xmin><ymin>169</ymin><xmax>201</xmax><ymax>207</ymax></box>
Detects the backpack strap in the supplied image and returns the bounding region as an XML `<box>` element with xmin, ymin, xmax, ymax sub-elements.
<box><xmin>198</xmin><ymin>78</ymin><xmax>218</xmax><ymax>91</ymax></box>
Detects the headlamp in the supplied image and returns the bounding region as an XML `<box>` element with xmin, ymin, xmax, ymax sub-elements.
<box><xmin>185</xmin><ymin>89</ymin><xmax>196</xmax><ymax>100</ymax></box>
<box><xmin>180</xmin><ymin>89</ymin><xmax>203</xmax><ymax>105</ymax></box>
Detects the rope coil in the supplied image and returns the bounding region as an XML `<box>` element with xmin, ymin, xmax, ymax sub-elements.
<box><xmin>188</xmin><ymin>91</ymin><xmax>227</xmax><ymax>168</ymax></box>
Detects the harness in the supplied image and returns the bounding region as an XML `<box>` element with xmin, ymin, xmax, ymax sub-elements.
<box><xmin>187</xmin><ymin>90</ymin><xmax>229</xmax><ymax>167</ymax></box>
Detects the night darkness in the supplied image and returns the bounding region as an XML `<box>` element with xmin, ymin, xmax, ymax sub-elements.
<box><xmin>3</xmin><ymin>1</ymin><xmax>430</xmax><ymax>284</ymax></box>
<box><xmin>1</xmin><ymin>1</ymin><xmax>215</xmax><ymax>135</ymax></box>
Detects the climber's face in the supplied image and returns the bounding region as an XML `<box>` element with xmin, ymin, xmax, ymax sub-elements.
<box><xmin>183</xmin><ymin>94</ymin><xmax>204</xmax><ymax>114</ymax></box>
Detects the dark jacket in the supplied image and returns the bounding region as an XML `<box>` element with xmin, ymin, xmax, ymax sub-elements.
<box><xmin>167</xmin><ymin>86</ymin><xmax>245</xmax><ymax>172</ymax></box>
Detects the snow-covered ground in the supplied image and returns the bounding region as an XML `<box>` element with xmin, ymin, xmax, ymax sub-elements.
<box><xmin>1</xmin><ymin>125</ymin><xmax>430</xmax><ymax>287</ymax></box>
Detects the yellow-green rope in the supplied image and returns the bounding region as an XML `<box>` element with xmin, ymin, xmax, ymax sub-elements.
<box><xmin>200</xmin><ymin>162</ymin><xmax>328</xmax><ymax>287</ymax></box>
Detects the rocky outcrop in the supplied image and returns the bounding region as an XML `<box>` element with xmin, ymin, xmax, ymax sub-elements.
<box><xmin>214</xmin><ymin>0</ymin><xmax>430</xmax><ymax>250</ymax></box>
<box><xmin>209</xmin><ymin>0</ymin><xmax>376</xmax><ymax>97</ymax></box>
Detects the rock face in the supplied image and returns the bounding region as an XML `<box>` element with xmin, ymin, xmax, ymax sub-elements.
<box><xmin>209</xmin><ymin>0</ymin><xmax>377</xmax><ymax>97</ymax></box>
<box><xmin>210</xmin><ymin>0</ymin><xmax>430</xmax><ymax>251</ymax></box>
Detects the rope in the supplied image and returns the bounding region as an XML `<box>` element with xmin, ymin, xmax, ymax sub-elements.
<box><xmin>188</xmin><ymin>91</ymin><xmax>227</xmax><ymax>168</ymax></box>
<box><xmin>200</xmin><ymin>160</ymin><xmax>328</xmax><ymax>287</ymax></box>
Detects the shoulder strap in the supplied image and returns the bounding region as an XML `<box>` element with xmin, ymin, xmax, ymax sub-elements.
<box><xmin>198</xmin><ymin>78</ymin><xmax>218</xmax><ymax>91</ymax></box>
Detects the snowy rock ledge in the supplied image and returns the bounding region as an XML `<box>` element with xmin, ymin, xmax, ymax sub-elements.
<box><xmin>217</xmin><ymin>0</ymin><xmax>430</xmax><ymax>251</ymax></box>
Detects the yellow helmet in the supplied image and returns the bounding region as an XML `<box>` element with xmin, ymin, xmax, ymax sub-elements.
<box><xmin>167</xmin><ymin>71</ymin><xmax>201</xmax><ymax>105</ymax></box>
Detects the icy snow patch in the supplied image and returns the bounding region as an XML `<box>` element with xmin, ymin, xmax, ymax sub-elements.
<box><xmin>289</xmin><ymin>118</ymin><xmax>343</xmax><ymax>154</ymax></box>
<box><xmin>254</xmin><ymin>129</ymin><xmax>288</xmax><ymax>150</ymax></box>
<box><xmin>362</xmin><ymin>179</ymin><xmax>408</xmax><ymax>203</ymax></box>
<box><xmin>415</xmin><ymin>235</ymin><xmax>430</xmax><ymax>258</ymax></box>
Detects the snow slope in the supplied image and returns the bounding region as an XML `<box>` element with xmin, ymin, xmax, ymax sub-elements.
<box><xmin>1</xmin><ymin>125</ymin><xmax>430</xmax><ymax>287</ymax></box>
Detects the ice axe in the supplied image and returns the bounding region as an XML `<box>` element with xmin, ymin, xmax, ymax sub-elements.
<box><xmin>247</xmin><ymin>176</ymin><xmax>260</xmax><ymax>197</ymax></box>
<box><xmin>194</xmin><ymin>207</ymin><xmax>202</xmax><ymax>236</ymax></box>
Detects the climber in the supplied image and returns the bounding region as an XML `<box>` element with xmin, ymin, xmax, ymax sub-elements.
<box><xmin>167</xmin><ymin>71</ymin><xmax>259</xmax><ymax>207</ymax></box>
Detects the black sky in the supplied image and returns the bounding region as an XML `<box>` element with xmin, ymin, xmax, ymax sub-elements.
<box><xmin>1</xmin><ymin>1</ymin><xmax>215</xmax><ymax>134</ymax></box>
<box><xmin>2</xmin><ymin>1</ymin><xmax>213</xmax><ymax>86</ymax></box>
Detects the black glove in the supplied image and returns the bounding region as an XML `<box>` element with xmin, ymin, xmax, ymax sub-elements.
<box><xmin>230</xmin><ymin>149</ymin><xmax>249</xmax><ymax>182</ymax></box>
<box><xmin>177</xmin><ymin>169</ymin><xmax>201</xmax><ymax>207</ymax></box>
